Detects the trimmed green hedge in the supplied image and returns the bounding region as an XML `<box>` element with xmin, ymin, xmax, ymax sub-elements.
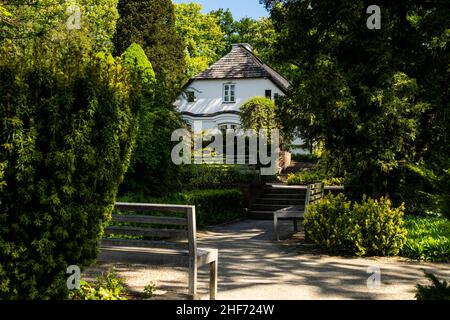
<box><xmin>180</xmin><ymin>164</ymin><xmax>276</xmax><ymax>188</ymax></box>
<box><xmin>119</xmin><ymin>189</ymin><xmax>243</xmax><ymax>228</ymax></box>
<box><xmin>304</xmin><ymin>194</ymin><xmax>407</xmax><ymax>256</ymax></box>
<box><xmin>178</xmin><ymin>189</ymin><xmax>243</xmax><ymax>227</ymax></box>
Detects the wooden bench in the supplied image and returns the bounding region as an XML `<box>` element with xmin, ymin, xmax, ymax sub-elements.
<box><xmin>273</xmin><ymin>183</ymin><xmax>324</xmax><ymax>241</ymax></box>
<box><xmin>98</xmin><ymin>202</ymin><xmax>218</xmax><ymax>300</ymax></box>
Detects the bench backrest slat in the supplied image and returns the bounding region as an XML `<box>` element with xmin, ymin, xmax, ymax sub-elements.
<box><xmin>106</xmin><ymin>203</ymin><xmax>197</xmax><ymax>255</ymax></box>
<box><xmin>104</xmin><ymin>226</ymin><xmax>188</xmax><ymax>239</ymax></box>
<box><xmin>115</xmin><ymin>202</ymin><xmax>192</xmax><ymax>214</ymax></box>
<box><xmin>111</xmin><ymin>214</ymin><xmax>188</xmax><ymax>226</ymax></box>
<box><xmin>305</xmin><ymin>183</ymin><xmax>324</xmax><ymax>211</ymax></box>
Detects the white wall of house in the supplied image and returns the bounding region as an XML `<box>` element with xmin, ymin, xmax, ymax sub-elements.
<box><xmin>174</xmin><ymin>77</ymin><xmax>308</xmax><ymax>154</ymax></box>
<box><xmin>174</xmin><ymin>78</ymin><xmax>284</xmax><ymax>129</ymax></box>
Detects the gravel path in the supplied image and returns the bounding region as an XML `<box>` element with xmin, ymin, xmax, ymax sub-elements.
<box><xmin>86</xmin><ymin>219</ymin><xmax>450</xmax><ymax>300</ymax></box>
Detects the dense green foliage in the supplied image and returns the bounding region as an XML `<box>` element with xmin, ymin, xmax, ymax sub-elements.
<box><xmin>2</xmin><ymin>0</ymin><xmax>118</xmax><ymax>52</ymax></box>
<box><xmin>287</xmin><ymin>171</ymin><xmax>343</xmax><ymax>186</ymax></box>
<box><xmin>304</xmin><ymin>194</ymin><xmax>407</xmax><ymax>256</ymax></box>
<box><xmin>240</xmin><ymin>97</ymin><xmax>280</xmax><ymax>132</ymax></box>
<box><xmin>290</xmin><ymin>153</ymin><xmax>320</xmax><ymax>163</ymax></box>
<box><xmin>264</xmin><ymin>0</ymin><xmax>450</xmax><ymax>217</ymax></box>
<box><xmin>175</xmin><ymin>3</ymin><xmax>226</xmax><ymax>78</ymax></box>
<box><xmin>416</xmin><ymin>272</ymin><xmax>450</xmax><ymax>300</ymax></box>
<box><xmin>401</xmin><ymin>216</ymin><xmax>450</xmax><ymax>262</ymax></box>
<box><xmin>114</xmin><ymin>0</ymin><xmax>186</xmax><ymax>100</ymax></box>
<box><xmin>118</xmin><ymin>43</ymin><xmax>185</xmax><ymax>196</ymax></box>
<box><xmin>0</xmin><ymin>17</ymin><xmax>142</xmax><ymax>297</ymax></box>
<box><xmin>287</xmin><ymin>155</ymin><xmax>344</xmax><ymax>186</ymax></box>
<box><xmin>180</xmin><ymin>165</ymin><xmax>264</xmax><ymax>187</ymax></box>
<box><xmin>120</xmin><ymin>189</ymin><xmax>243</xmax><ymax>228</ymax></box>
<box><xmin>69</xmin><ymin>270</ymin><xmax>127</xmax><ymax>300</ymax></box>
<box><xmin>114</xmin><ymin>1</ymin><xmax>188</xmax><ymax>196</ymax></box>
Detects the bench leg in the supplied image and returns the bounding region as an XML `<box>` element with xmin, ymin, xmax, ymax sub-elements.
<box><xmin>189</xmin><ymin>262</ymin><xmax>198</xmax><ymax>300</ymax></box>
<box><xmin>274</xmin><ymin>214</ymin><xmax>279</xmax><ymax>241</ymax></box>
<box><xmin>210</xmin><ymin>259</ymin><xmax>218</xmax><ymax>300</ymax></box>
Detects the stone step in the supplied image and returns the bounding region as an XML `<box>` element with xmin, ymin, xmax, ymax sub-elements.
<box><xmin>256</xmin><ymin>198</ymin><xmax>305</xmax><ymax>205</ymax></box>
<box><xmin>248</xmin><ymin>210</ymin><xmax>275</xmax><ymax>220</ymax></box>
<box><xmin>251</xmin><ymin>204</ymin><xmax>299</xmax><ymax>211</ymax></box>
<box><xmin>264</xmin><ymin>187</ymin><xmax>306</xmax><ymax>195</ymax></box>
<box><xmin>262</xmin><ymin>193</ymin><xmax>305</xmax><ymax>199</ymax></box>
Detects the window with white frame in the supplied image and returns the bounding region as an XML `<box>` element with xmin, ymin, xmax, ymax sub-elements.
<box><xmin>186</xmin><ymin>91</ymin><xmax>196</xmax><ymax>103</ymax></box>
<box><xmin>223</xmin><ymin>84</ymin><xmax>236</xmax><ymax>103</ymax></box>
<box><xmin>219</xmin><ymin>123</ymin><xmax>239</xmax><ymax>132</ymax></box>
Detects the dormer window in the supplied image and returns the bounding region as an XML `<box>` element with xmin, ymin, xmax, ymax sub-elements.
<box><xmin>223</xmin><ymin>84</ymin><xmax>235</xmax><ymax>103</ymax></box>
<box><xmin>186</xmin><ymin>91</ymin><xmax>196</xmax><ymax>103</ymax></box>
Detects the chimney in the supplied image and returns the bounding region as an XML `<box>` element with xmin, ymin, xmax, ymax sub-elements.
<box><xmin>231</xmin><ymin>43</ymin><xmax>253</xmax><ymax>52</ymax></box>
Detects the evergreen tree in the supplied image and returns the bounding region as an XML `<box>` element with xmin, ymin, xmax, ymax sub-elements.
<box><xmin>114</xmin><ymin>0</ymin><xmax>186</xmax><ymax>100</ymax></box>
<box><xmin>263</xmin><ymin>0</ymin><xmax>450</xmax><ymax>214</ymax></box>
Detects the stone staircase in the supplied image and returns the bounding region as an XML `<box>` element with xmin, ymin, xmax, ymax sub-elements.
<box><xmin>248</xmin><ymin>184</ymin><xmax>307</xmax><ymax>220</ymax></box>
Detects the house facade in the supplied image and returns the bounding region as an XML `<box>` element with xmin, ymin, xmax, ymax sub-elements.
<box><xmin>174</xmin><ymin>43</ymin><xmax>291</xmax><ymax>131</ymax></box>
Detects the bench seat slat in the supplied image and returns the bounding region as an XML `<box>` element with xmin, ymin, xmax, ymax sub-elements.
<box><xmin>105</xmin><ymin>226</ymin><xmax>187</xmax><ymax>239</ymax></box>
<box><xmin>99</xmin><ymin>243</ymin><xmax>217</xmax><ymax>267</ymax></box>
<box><xmin>101</xmin><ymin>238</ymin><xmax>188</xmax><ymax>250</ymax></box>
<box><xmin>111</xmin><ymin>214</ymin><xmax>187</xmax><ymax>226</ymax></box>
<box><xmin>98</xmin><ymin>245</ymin><xmax>190</xmax><ymax>266</ymax></box>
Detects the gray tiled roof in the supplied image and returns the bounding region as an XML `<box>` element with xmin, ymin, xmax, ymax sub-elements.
<box><xmin>191</xmin><ymin>44</ymin><xmax>291</xmax><ymax>93</ymax></box>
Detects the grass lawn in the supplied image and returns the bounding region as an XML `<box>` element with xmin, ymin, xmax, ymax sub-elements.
<box><xmin>401</xmin><ymin>215</ymin><xmax>450</xmax><ymax>262</ymax></box>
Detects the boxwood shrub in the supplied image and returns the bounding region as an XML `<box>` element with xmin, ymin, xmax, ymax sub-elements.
<box><xmin>304</xmin><ymin>193</ymin><xmax>407</xmax><ymax>256</ymax></box>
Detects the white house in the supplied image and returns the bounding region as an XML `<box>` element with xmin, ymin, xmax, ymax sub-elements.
<box><xmin>174</xmin><ymin>43</ymin><xmax>307</xmax><ymax>155</ymax></box>
<box><xmin>174</xmin><ymin>43</ymin><xmax>291</xmax><ymax>130</ymax></box>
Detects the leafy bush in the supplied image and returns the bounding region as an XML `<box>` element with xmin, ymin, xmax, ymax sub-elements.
<box><xmin>69</xmin><ymin>271</ymin><xmax>127</xmax><ymax>300</ymax></box>
<box><xmin>416</xmin><ymin>271</ymin><xmax>450</xmax><ymax>300</ymax></box>
<box><xmin>401</xmin><ymin>216</ymin><xmax>450</xmax><ymax>262</ymax></box>
<box><xmin>0</xmin><ymin>40</ymin><xmax>141</xmax><ymax>299</ymax></box>
<box><xmin>348</xmin><ymin>196</ymin><xmax>407</xmax><ymax>256</ymax></box>
<box><xmin>304</xmin><ymin>194</ymin><xmax>407</xmax><ymax>256</ymax></box>
<box><xmin>303</xmin><ymin>193</ymin><xmax>352</xmax><ymax>251</ymax></box>
<box><xmin>143</xmin><ymin>282</ymin><xmax>157</xmax><ymax>298</ymax></box>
